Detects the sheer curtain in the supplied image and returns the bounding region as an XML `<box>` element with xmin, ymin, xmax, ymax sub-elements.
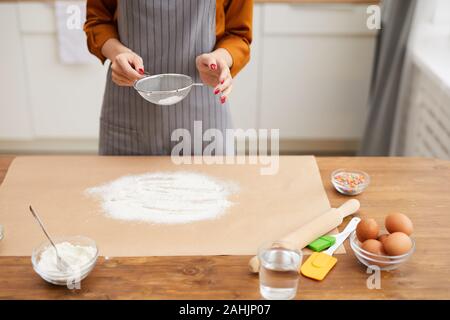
<box><xmin>359</xmin><ymin>0</ymin><xmax>417</xmax><ymax>156</ymax></box>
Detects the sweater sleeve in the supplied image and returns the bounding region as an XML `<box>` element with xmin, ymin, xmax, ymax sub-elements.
<box><xmin>84</xmin><ymin>0</ymin><xmax>119</xmax><ymax>64</ymax></box>
<box><xmin>215</xmin><ymin>0</ymin><xmax>253</xmax><ymax>77</ymax></box>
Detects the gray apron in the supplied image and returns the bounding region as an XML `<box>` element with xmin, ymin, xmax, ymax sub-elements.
<box><xmin>99</xmin><ymin>0</ymin><xmax>231</xmax><ymax>155</ymax></box>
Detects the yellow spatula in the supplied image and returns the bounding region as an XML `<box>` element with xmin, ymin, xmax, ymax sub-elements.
<box><xmin>300</xmin><ymin>217</ymin><xmax>360</xmax><ymax>281</ymax></box>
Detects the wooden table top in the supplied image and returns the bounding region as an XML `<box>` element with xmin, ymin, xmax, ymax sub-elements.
<box><xmin>0</xmin><ymin>155</ymin><xmax>449</xmax><ymax>300</ymax></box>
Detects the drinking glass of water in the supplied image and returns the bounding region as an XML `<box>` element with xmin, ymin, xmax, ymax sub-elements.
<box><xmin>258</xmin><ymin>241</ymin><xmax>302</xmax><ymax>300</ymax></box>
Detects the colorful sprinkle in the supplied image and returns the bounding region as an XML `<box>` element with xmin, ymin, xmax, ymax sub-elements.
<box><xmin>332</xmin><ymin>171</ymin><xmax>368</xmax><ymax>195</ymax></box>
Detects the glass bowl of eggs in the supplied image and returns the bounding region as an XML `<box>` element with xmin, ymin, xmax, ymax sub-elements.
<box><xmin>350</xmin><ymin>231</ymin><xmax>415</xmax><ymax>271</ymax></box>
<box><xmin>350</xmin><ymin>213</ymin><xmax>415</xmax><ymax>271</ymax></box>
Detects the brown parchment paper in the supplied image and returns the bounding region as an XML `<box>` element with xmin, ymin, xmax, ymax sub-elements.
<box><xmin>0</xmin><ymin>156</ymin><xmax>345</xmax><ymax>257</ymax></box>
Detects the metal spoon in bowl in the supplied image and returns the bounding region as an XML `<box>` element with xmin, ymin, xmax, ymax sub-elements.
<box><xmin>29</xmin><ymin>206</ymin><xmax>70</xmax><ymax>272</ymax></box>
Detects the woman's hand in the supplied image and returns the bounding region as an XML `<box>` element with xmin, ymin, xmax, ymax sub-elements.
<box><xmin>196</xmin><ymin>49</ymin><xmax>233</xmax><ymax>104</ymax></box>
<box><xmin>111</xmin><ymin>52</ymin><xmax>145</xmax><ymax>86</ymax></box>
<box><xmin>102</xmin><ymin>39</ymin><xmax>145</xmax><ymax>87</ymax></box>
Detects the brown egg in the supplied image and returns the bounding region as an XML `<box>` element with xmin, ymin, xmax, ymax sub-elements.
<box><xmin>356</xmin><ymin>218</ymin><xmax>379</xmax><ymax>242</ymax></box>
<box><xmin>361</xmin><ymin>239</ymin><xmax>385</xmax><ymax>255</ymax></box>
<box><xmin>378</xmin><ymin>234</ymin><xmax>389</xmax><ymax>245</ymax></box>
<box><xmin>361</xmin><ymin>239</ymin><xmax>389</xmax><ymax>267</ymax></box>
<box><xmin>383</xmin><ymin>232</ymin><xmax>413</xmax><ymax>256</ymax></box>
<box><xmin>385</xmin><ymin>213</ymin><xmax>413</xmax><ymax>235</ymax></box>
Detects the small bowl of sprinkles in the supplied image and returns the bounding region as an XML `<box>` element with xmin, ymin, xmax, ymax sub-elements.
<box><xmin>331</xmin><ymin>169</ymin><xmax>370</xmax><ymax>196</ymax></box>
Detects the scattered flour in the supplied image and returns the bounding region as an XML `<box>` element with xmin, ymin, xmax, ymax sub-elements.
<box><xmin>86</xmin><ymin>172</ymin><xmax>238</xmax><ymax>224</ymax></box>
<box><xmin>157</xmin><ymin>95</ymin><xmax>183</xmax><ymax>105</ymax></box>
<box><xmin>37</xmin><ymin>242</ymin><xmax>96</xmax><ymax>274</ymax></box>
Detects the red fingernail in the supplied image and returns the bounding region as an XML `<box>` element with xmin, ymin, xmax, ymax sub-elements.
<box><xmin>220</xmin><ymin>79</ymin><xmax>224</xmax><ymax>84</ymax></box>
<box><xmin>139</xmin><ymin>68</ymin><xmax>144</xmax><ymax>75</ymax></box>
<box><xmin>214</xmin><ymin>89</ymin><xmax>220</xmax><ymax>95</ymax></box>
<box><xmin>220</xmin><ymin>96</ymin><xmax>226</xmax><ymax>104</ymax></box>
<box><xmin>210</xmin><ymin>64</ymin><xmax>217</xmax><ymax>70</ymax></box>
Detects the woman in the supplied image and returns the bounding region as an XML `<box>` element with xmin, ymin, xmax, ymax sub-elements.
<box><xmin>84</xmin><ymin>0</ymin><xmax>252</xmax><ymax>155</ymax></box>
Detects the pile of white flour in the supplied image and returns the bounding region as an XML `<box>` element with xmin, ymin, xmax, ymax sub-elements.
<box><xmin>86</xmin><ymin>172</ymin><xmax>238</xmax><ymax>224</ymax></box>
<box><xmin>157</xmin><ymin>95</ymin><xmax>183</xmax><ymax>105</ymax></box>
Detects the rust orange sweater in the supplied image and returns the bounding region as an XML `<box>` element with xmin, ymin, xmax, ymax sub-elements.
<box><xmin>84</xmin><ymin>0</ymin><xmax>253</xmax><ymax>77</ymax></box>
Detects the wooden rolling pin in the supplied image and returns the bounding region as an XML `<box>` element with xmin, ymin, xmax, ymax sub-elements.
<box><xmin>248</xmin><ymin>199</ymin><xmax>360</xmax><ymax>273</ymax></box>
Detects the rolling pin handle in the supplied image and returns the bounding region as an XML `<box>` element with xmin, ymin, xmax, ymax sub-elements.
<box><xmin>336</xmin><ymin>199</ymin><xmax>360</xmax><ymax>219</ymax></box>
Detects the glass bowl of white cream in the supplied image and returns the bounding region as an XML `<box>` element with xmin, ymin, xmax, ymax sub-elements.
<box><xmin>31</xmin><ymin>235</ymin><xmax>98</xmax><ymax>286</ymax></box>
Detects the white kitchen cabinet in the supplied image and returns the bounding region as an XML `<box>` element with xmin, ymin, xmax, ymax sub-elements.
<box><xmin>17</xmin><ymin>1</ymin><xmax>55</xmax><ymax>33</ymax></box>
<box><xmin>0</xmin><ymin>2</ymin><xmax>106</xmax><ymax>152</ymax></box>
<box><xmin>23</xmin><ymin>36</ymin><xmax>106</xmax><ymax>138</ymax></box>
<box><xmin>18</xmin><ymin>2</ymin><xmax>106</xmax><ymax>139</ymax></box>
<box><xmin>228</xmin><ymin>5</ymin><xmax>261</xmax><ymax>130</ymax></box>
<box><xmin>0</xmin><ymin>3</ymin><xmax>33</xmax><ymax>139</ymax></box>
<box><xmin>259</xmin><ymin>4</ymin><xmax>376</xmax><ymax>139</ymax></box>
<box><xmin>263</xmin><ymin>4</ymin><xmax>374</xmax><ymax>35</ymax></box>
